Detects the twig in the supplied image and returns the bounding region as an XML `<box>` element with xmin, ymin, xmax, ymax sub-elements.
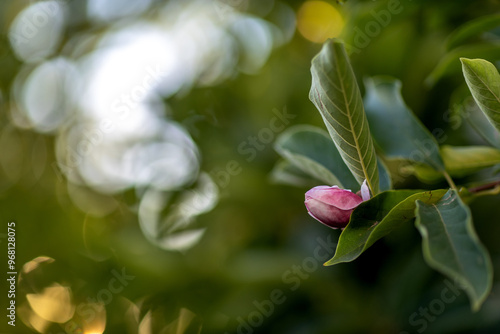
<box><xmin>468</xmin><ymin>180</ymin><xmax>500</xmax><ymax>193</ymax></box>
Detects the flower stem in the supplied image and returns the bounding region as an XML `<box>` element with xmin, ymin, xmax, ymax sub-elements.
<box><xmin>443</xmin><ymin>171</ymin><xmax>458</xmax><ymax>191</ymax></box>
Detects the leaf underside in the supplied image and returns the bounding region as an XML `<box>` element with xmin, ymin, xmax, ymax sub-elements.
<box><xmin>310</xmin><ymin>39</ymin><xmax>380</xmax><ymax>194</ymax></box>
<box><xmin>461</xmin><ymin>58</ymin><xmax>500</xmax><ymax>133</ymax></box>
<box><xmin>415</xmin><ymin>189</ymin><xmax>493</xmax><ymax>312</ymax></box>
<box><xmin>364</xmin><ymin>77</ymin><xmax>445</xmax><ymax>171</ymax></box>
<box><xmin>274</xmin><ymin>125</ymin><xmax>359</xmax><ymax>190</ymax></box>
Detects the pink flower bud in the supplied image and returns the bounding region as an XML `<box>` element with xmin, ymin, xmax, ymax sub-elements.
<box><xmin>305</xmin><ymin>181</ymin><xmax>370</xmax><ymax>229</ymax></box>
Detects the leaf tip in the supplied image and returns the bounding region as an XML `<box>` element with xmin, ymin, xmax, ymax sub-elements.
<box><xmin>323</xmin><ymin>258</ymin><xmax>336</xmax><ymax>266</ymax></box>
<box><xmin>460</xmin><ymin>57</ymin><xmax>472</xmax><ymax>66</ymax></box>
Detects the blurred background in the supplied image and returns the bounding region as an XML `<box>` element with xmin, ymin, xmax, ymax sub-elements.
<box><xmin>1</xmin><ymin>0</ymin><xmax>500</xmax><ymax>333</ymax></box>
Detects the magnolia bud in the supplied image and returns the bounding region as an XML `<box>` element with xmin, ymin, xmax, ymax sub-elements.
<box><xmin>305</xmin><ymin>181</ymin><xmax>370</xmax><ymax>229</ymax></box>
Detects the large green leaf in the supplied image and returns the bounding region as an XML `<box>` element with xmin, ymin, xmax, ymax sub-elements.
<box><xmin>310</xmin><ymin>39</ymin><xmax>380</xmax><ymax>194</ymax></box>
<box><xmin>364</xmin><ymin>77</ymin><xmax>445</xmax><ymax>171</ymax></box>
<box><xmin>415</xmin><ymin>189</ymin><xmax>493</xmax><ymax>311</ymax></box>
<box><xmin>461</xmin><ymin>58</ymin><xmax>500</xmax><ymax>133</ymax></box>
<box><xmin>446</xmin><ymin>14</ymin><xmax>500</xmax><ymax>50</ymax></box>
<box><xmin>274</xmin><ymin>125</ymin><xmax>359</xmax><ymax>190</ymax></box>
<box><xmin>426</xmin><ymin>43</ymin><xmax>500</xmax><ymax>86</ymax></box>
<box><xmin>325</xmin><ymin>189</ymin><xmax>447</xmax><ymax>266</ymax></box>
<box><xmin>402</xmin><ymin>145</ymin><xmax>500</xmax><ymax>182</ymax></box>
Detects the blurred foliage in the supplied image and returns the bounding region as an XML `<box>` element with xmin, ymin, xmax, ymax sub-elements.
<box><xmin>0</xmin><ymin>0</ymin><xmax>500</xmax><ymax>333</ymax></box>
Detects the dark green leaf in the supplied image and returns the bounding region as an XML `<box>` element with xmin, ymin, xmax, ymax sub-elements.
<box><xmin>447</xmin><ymin>14</ymin><xmax>500</xmax><ymax>50</ymax></box>
<box><xmin>310</xmin><ymin>39</ymin><xmax>379</xmax><ymax>194</ymax></box>
<box><xmin>274</xmin><ymin>125</ymin><xmax>359</xmax><ymax>189</ymax></box>
<box><xmin>426</xmin><ymin>43</ymin><xmax>500</xmax><ymax>86</ymax></box>
<box><xmin>364</xmin><ymin>77</ymin><xmax>445</xmax><ymax>171</ymax></box>
<box><xmin>415</xmin><ymin>189</ymin><xmax>493</xmax><ymax>311</ymax></box>
<box><xmin>325</xmin><ymin>189</ymin><xmax>447</xmax><ymax>266</ymax></box>
<box><xmin>461</xmin><ymin>58</ymin><xmax>500</xmax><ymax>133</ymax></box>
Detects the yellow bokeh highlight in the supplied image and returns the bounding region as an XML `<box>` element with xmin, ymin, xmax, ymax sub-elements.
<box><xmin>297</xmin><ymin>1</ymin><xmax>345</xmax><ymax>43</ymax></box>
<box><xmin>26</xmin><ymin>283</ymin><xmax>75</xmax><ymax>324</ymax></box>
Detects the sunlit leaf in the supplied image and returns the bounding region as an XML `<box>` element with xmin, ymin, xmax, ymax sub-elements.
<box><xmin>461</xmin><ymin>58</ymin><xmax>500</xmax><ymax>133</ymax></box>
<box><xmin>415</xmin><ymin>189</ymin><xmax>493</xmax><ymax>311</ymax></box>
<box><xmin>447</xmin><ymin>14</ymin><xmax>500</xmax><ymax>50</ymax></box>
<box><xmin>275</xmin><ymin>125</ymin><xmax>359</xmax><ymax>189</ymax></box>
<box><xmin>401</xmin><ymin>145</ymin><xmax>500</xmax><ymax>182</ymax></box>
<box><xmin>364</xmin><ymin>77</ymin><xmax>445</xmax><ymax>171</ymax></box>
<box><xmin>441</xmin><ymin>145</ymin><xmax>500</xmax><ymax>176</ymax></box>
<box><xmin>325</xmin><ymin>189</ymin><xmax>447</xmax><ymax>266</ymax></box>
<box><xmin>310</xmin><ymin>39</ymin><xmax>379</xmax><ymax>194</ymax></box>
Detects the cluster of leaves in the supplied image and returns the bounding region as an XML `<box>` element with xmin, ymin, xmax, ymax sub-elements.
<box><xmin>273</xmin><ymin>38</ymin><xmax>500</xmax><ymax>311</ymax></box>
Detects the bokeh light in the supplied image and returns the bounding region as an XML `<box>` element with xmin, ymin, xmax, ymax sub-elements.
<box><xmin>8</xmin><ymin>1</ymin><xmax>66</xmax><ymax>63</ymax></box>
<box><xmin>3</xmin><ymin>0</ymin><xmax>499</xmax><ymax>333</ymax></box>
<box><xmin>5</xmin><ymin>0</ymin><xmax>296</xmax><ymax>254</ymax></box>
<box><xmin>26</xmin><ymin>283</ymin><xmax>75</xmax><ymax>324</ymax></box>
<box><xmin>297</xmin><ymin>1</ymin><xmax>345</xmax><ymax>43</ymax></box>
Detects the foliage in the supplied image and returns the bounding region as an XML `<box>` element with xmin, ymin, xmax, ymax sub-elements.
<box><xmin>274</xmin><ymin>39</ymin><xmax>500</xmax><ymax>312</ymax></box>
<box><xmin>3</xmin><ymin>0</ymin><xmax>500</xmax><ymax>333</ymax></box>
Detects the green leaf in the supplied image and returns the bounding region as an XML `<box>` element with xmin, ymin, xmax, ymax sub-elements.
<box><xmin>450</xmin><ymin>85</ymin><xmax>500</xmax><ymax>148</ymax></box>
<box><xmin>401</xmin><ymin>145</ymin><xmax>500</xmax><ymax>182</ymax></box>
<box><xmin>364</xmin><ymin>77</ymin><xmax>445</xmax><ymax>171</ymax></box>
<box><xmin>325</xmin><ymin>189</ymin><xmax>447</xmax><ymax>266</ymax></box>
<box><xmin>466</xmin><ymin>105</ymin><xmax>500</xmax><ymax>148</ymax></box>
<box><xmin>441</xmin><ymin>145</ymin><xmax>500</xmax><ymax>176</ymax></box>
<box><xmin>274</xmin><ymin>125</ymin><xmax>359</xmax><ymax>190</ymax></box>
<box><xmin>426</xmin><ymin>43</ymin><xmax>500</xmax><ymax>86</ymax></box>
<box><xmin>461</xmin><ymin>58</ymin><xmax>500</xmax><ymax>133</ymax></box>
<box><xmin>447</xmin><ymin>14</ymin><xmax>500</xmax><ymax>50</ymax></box>
<box><xmin>415</xmin><ymin>189</ymin><xmax>493</xmax><ymax>311</ymax></box>
<box><xmin>269</xmin><ymin>160</ymin><xmax>319</xmax><ymax>188</ymax></box>
<box><xmin>309</xmin><ymin>39</ymin><xmax>380</xmax><ymax>194</ymax></box>
<box><xmin>401</xmin><ymin>164</ymin><xmax>443</xmax><ymax>184</ymax></box>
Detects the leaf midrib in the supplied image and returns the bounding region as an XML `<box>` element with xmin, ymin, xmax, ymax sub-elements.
<box><xmin>466</xmin><ymin>62</ymin><xmax>500</xmax><ymax>110</ymax></box>
<box><xmin>427</xmin><ymin>202</ymin><xmax>465</xmax><ymax>276</ymax></box>
<box><xmin>333</xmin><ymin>54</ymin><xmax>372</xmax><ymax>192</ymax></box>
